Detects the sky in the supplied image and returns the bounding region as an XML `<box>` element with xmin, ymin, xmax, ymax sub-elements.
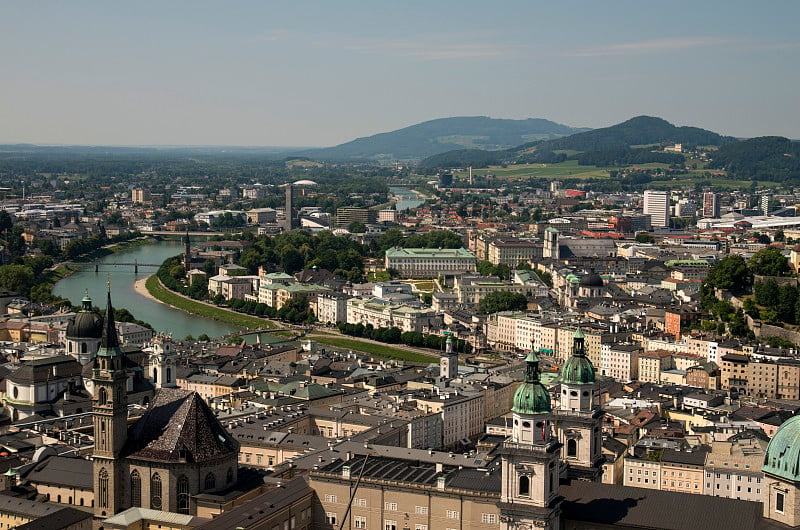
<box><xmin>2</xmin><ymin>1</ymin><xmax>799</xmax><ymax>147</ymax></box>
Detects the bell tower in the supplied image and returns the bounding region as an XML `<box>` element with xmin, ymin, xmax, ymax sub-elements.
<box><xmin>92</xmin><ymin>286</ymin><xmax>129</xmax><ymax>519</ymax></box>
<box><xmin>439</xmin><ymin>332</ymin><xmax>458</xmax><ymax>380</ymax></box>
<box><xmin>553</xmin><ymin>328</ymin><xmax>603</xmax><ymax>481</ymax></box>
<box><xmin>499</xmin><ymin>351</ymin><xmax>562</xmax><ymax>530</ymax></box>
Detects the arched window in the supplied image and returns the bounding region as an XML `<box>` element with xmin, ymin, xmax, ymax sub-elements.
<box><xmin>153</xmin><ymin>368</ymin><xmax>158</xmax><ymax>384</ymax></box>
<box><xmin>150</xmin><ymin>473</ymin><xmax>162</xmax><ymax>510</ymax></box>
<box><xmin>226</xmin><ymin>467</ymin><xmax>234</xmax><ymax>484</ymax></box>
<box><xmin>81</xmin><ymin>343</ymin><xmax>87</xmax><ymax>354</ymax></box>
<box><xmin>130</xmin><ymin>470</ymin><xmax>141</xmax><ymax>508</ymax></box>
<box><xmin>98</xmin><ymin>388</ymin><xmax>107</xmax><ymax>406</ymax></box>
<box><xmin>166</xmin><ymin>367</ymin><xmax>172</xmax><ymax>383</ymax></box>
<box><xmin>204</xmin><ymin>472</ymin><xmax>216</xmax><ymax>491</ymax></box>
<box><xmin>567</xmin><ymin>439</ymin><xmax>577</xmax><ymax>457</ymax></box>
<box><xmin>98</xmin><ymin>468</ymin><xmax>109</xmax><ymax>508</ymax></box>
<box><xmin>177</xmin><ymin>475</ymin><xmax>190</xmax><ymax>514</ymax></box>
<box><xmin>68</xmin><ymin>342</ymin><xmax>73</xmax><ymax>353</ymax></box>
<box><xmin>519</xmin><ymin>475</ymin><xmax>530</xmax><ymax>497</ymax></box>
<box><xmin>57</xmin><ymin>494</ymin><xmax>61</xmax><ymax>503</ymax></box>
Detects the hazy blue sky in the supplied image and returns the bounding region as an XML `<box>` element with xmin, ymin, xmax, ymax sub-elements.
<box><xmin>2</xmin><ymin>1</ymin><xmax>799</xmax><ymax>146</ymax></box>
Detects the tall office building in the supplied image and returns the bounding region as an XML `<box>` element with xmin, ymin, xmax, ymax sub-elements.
<box><xmin>702</xmin><ymin>192</ymin><xmax>720</xmax><ymax>218</ymax></box>
<box><xmin>761</xmin><ymin>194</ymin><xmax>771</xmax><ymax>216</ymax></box>
<box><xmin>643</xmin><ymin>190</ymin><xmax>670</xmax><ymax>228</ymax></box>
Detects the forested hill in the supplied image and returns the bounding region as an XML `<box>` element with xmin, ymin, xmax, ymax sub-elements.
<box><xmin>526</xmin><ymin>116</ymin><xmax>736</xmax><ymax>152</ymax></box>
<box><xmin>300</xmin><ymin>116</ymin><xmax>586</xmax><ymax>160</ymax></box>
<box><xmin>707</xmin><ymin>136</ymin><xmax>800</xmax><ymax>182</ymax></box>
<box><xmin>419</xmin><ymin>116</ymin><xmax>736</xmax><ymax>169</ymax></box>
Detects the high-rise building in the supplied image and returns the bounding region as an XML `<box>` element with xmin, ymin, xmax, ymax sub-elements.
<box><xmin>761</xmin><ymin>194</ymin><xmax>771</xmax><ymax>216</ymax></box>
<box><xmin>643</xmin><ymin>190</ymin><xmax>669</xmax><ymax>228</ymax></box>
<box><xmin>702</xmin><ymin>192</ymin><xmax>720</xmax><ymax>218</ymax></box>
<box><xmin>283</xmin><ymin>184</ymin><xmax>297</xmax><ymax>230</ymax></box>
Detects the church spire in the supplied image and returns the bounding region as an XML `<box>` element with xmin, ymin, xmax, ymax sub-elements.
<box><xmin>97</xmin><ymin>282</ymin><xmax>123</xmax><ymax>359</ymax></box>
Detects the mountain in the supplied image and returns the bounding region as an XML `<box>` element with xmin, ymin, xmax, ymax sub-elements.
<box><xmin>300</xmin><ymin>116</ymin><xmax>587</xmax><ymax>160</ymax></box>
<box><xmin>532</xmin><ymin>116</ymin><xmax>736</xmax><ymax>152</ymax></box>
<box><xmin>419</xmin><ymin>116</ymin><xmax>737</xmax><ymax>169</ymax></box>
<box><xmin>707</xmin><ymin>136</ymin><xmax>800</xmax><ymax>182</ymax></box>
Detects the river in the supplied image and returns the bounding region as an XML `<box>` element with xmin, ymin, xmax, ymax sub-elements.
<box><xmin>390</xmin><ymin>186</ymin><xmax>424</xmax><ymax>210</ymax></box>
<box><xmin>53</xmin><ymin>240</ymin><xmax>242</xmax><ymax>339</ymax></box>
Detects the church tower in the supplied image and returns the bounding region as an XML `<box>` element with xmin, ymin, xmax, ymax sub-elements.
<box><xmin>146</xmin><ymin>334</ymin><xmax>177</xmax><ymax>389</ymax></box>
<box><xmin>183</xmin><ymin>230</ymin><xmax>191</xmax><ymax>272</ymax></box>
<box><xmin>553</xmin><ymin>328</ymin><xmax>603</xmax><ymax>481</ymax></box>
<box><xmin>92</xmin><ymin>287</ymin><xmax>129</xmax><ymax>519</ymax></box>
<box><xmin>65</xmin><ymin>292</ymin><xmax>103</xmax><ymax>365</ymax></box>
<box><xmin>499</xmin><ymin>351</ymin><xmax>562</xmax><ymax>530</ymax></box>
<box><xmin>439</xmin><ymin>332</ymin><xmax>458</xmax><ymax>380</ymax></box>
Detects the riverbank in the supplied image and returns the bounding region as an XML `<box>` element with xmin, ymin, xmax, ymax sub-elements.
<box><xmin>143</xmin><ymin>275</ymin><xmax>279</xmax><ymax>331</ymax></box>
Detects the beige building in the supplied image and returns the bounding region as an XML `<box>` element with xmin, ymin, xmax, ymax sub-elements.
<box><xmin>600</xmin><ymin>343</ymin><xmax>642</xmax><ymax>381</ymax></box>
<box><xmin>638</xmin><ymin>350</ymin><xmax>674</xmax><ymax>383</ymax></box>
<box><xmin>704</xmin><ymin>433</ymin><xmax>767</xmax><ymax>502</ymax></box>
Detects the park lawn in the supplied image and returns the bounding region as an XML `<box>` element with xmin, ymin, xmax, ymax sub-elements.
<box><xmin>307</xmin><ymin>334</ymin><xmax>438</xmax><ymax>363</ymax></box>
<box><xmin>145</xmin><ymin>275</ymin><xmax>277</xmax><ymax>330</ymax></box>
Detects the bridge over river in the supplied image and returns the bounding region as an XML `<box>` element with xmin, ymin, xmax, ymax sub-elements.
<box><xmin>65</xmin><ymin>260</ymin><xmax>161</xmax><ymax>273</ymax></box>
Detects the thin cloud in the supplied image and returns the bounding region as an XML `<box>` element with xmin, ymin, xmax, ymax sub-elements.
<box><xmin>330</xmin><ymin>35</ymin><xmax>512</xmax><ymax>60</ymax></box>
<box><xmin>246</xmin><ymin>29</ymin><xmax>291</xmax><ymax>44</ymax></box>
<box><xmin>567</xmin><ymin>36</ymin><xmax>730</xmax><ymax>57</ymax></box>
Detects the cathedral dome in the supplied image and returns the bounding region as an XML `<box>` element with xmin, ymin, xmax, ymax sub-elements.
<box><xmin>66</xmin><ymin>307</ymin><xmax>103</xmax><ymax>339</ymax></box>
<box><xmin>763</xmin><ymin>415</ymin><xmax>800</xmax><ymax>482</ymax></box>
<box><xmin>561</xmin><ymin>355</ymin><xmax>596</xmax><ymax>385</ymax></box>
<box><xmin>580</xmin><ymin>271</ymin><xmax>604</xmax><ymax>287</ymax></box>
<box><xmin>512</xmin><ymin>352</ymin><xmax>552</xmax><ymax>415</ymax></box>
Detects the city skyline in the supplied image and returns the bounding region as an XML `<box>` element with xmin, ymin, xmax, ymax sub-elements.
<box><xmin>2</xmin><ymin>1</ymin><xmax>799</xmax><ymax>146</ymax></box>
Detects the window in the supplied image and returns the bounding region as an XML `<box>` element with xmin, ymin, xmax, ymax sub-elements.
<box><xmin>446</xmin><ymin>510</ymin><xmax>460</xmax><ymax>519</ymax></box>
<box><xmin>415</xmin><ymin>506</ymin><xmax>428</xmax><ymax>514</ymax></box>
<box><xmin>130</xmin><ymin>470</ymin><xmax>141</xmax><ymax>507</ymax></box>
<box><xmin>567</xmin><ymin>439</ymin><xmax>577</xmax><ymax>457</ymax></box>
<box><xmin>151</xmin><ymin>473</ymin><xmax>162</xmax><ymax>510</ymax></box>
<box><xmin>325</xmin><ymin>494</ymin><xmax>338</xmax><ymax>503</ymax></box>
<box><xmin>354</xmin><ymin>498</ymin><xmax>367</xmax><ymax>507</ymax></box>
<box><xmin>519</xmin><ymin>475</ymin><xmax>530</xmax><ymax>497</ymax></box>
<box><xmin>354</xmin><ymin>515</ymin><xmax>367</xmax><ymax>529</ymax></box>
<box><xmin>385</xmin><ymin>502</ymin><xmax>397</xmax><ymax>511</ymax></box>
<box><xmin>415</xmin><ymin>526</ymin><xmax>428</xmax><ymax>530</ymax></box>
<box><xmin>326</xmin><ymin>513</ymin><xmax>338</xmax><ymax>525</ymax></box>
<box><xmin>98</xmin><ymin>468</ymin><xmax>109</xmax><ymax>508</ymax></box>
<box><xmin>177</xmin><ymin>475</ymin><xmax>190</xmax><ymax>514</ymax></box>
<box><xmin>777</xmin><ymin>492</ymin><xmax>785</xmax><ymax>514</ymax></box>
<box><xmin>384</xmin><ymin>520</ymin><xmax>397</xmax><ymax>530</ymax></box>
<box><xmin>205</xmin><ymin>472</ymin><xmax>215</xmax><ymax>491</ymax></box>
<box><xmin>482</xmin><ymin>513</ymin><xmax>497</xmax><ymax>524</ymax></box>
<box><xmin>98</xmin><ymin>388</ymin><xmax>108</xmax><ymax>406</ymax></box>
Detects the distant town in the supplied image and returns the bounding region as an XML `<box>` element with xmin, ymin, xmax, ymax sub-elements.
<box><xmin>0</xmin><ymin>121</ymin><xmax>800</xmax><ymax>530</ymax></box>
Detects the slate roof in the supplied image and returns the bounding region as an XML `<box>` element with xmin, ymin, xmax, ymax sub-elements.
<box><xmin>25</xmin><ymin>456</ymin><xmax>93</xmax><ymax>489</ymax></box>
<box><xmin>124</xmin><ymin>388</ymin><xmax>239</xmax><ymax>463</ymax></box>
<box><xmin>560</xmin><ymin>480</ymin><xmax>782</xmax><ymax>530</ymax></box>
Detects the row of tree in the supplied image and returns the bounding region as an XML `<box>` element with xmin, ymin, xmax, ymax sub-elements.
<box><xmin>336</xmin><ymin>322</ymin><xmax>472</xmax><ymax>353</ymax></box>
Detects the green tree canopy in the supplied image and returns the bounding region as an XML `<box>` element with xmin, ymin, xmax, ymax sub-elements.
<box><xmin>478</xmin><ymin>291</ymin><xmax>528</xmax><ymax>314</ymax></box>
<box><xmin>748</xmin><ymin>247</ymin><xmax>790</xmax><ymax>277</ymax></box>
<box><xmin>706</xmin><ymin>255</ymin><xmax>749</xmax><ymax>293</ymax></box>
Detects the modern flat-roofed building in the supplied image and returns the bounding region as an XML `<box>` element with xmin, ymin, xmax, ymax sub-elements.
<box><xmin>385</xmin><ymin>247</ymin><xmax>476</xmax><ymax>278</ymax></box>
<box><xmin>644</xmin><ymin>190</ymin><xmax>670</xmax><ymax>228</ymax></box>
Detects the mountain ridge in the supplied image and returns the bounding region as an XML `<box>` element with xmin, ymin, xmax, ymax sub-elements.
<box><xmin>299</xmin><ymin>116</ymin><xmax>588</xmax><ymax>160</ymax></box>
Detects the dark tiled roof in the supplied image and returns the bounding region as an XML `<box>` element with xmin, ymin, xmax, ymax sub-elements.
<box><xmin>561</xmin><ymin>480</ymin><xmax>780</xmax><ymax>530</ymax></box>
<box><xmin>124</xmin><ymin>388</ymin><xmax>239</xmax><ymax>463</ymax></box>
<box><xmin>25</xmin><ymin>456</ymin><xmax>93</xmax><ymax>489</ymax></box>
<box><xmin>15</xmin><ymin>506</ymin><xmax>92</xmax><ymax>529</ymax></box>
<box><xmin>7</xmin><ymin>356</ymin><xmax>81</xmax><ymax>384</ymax></box>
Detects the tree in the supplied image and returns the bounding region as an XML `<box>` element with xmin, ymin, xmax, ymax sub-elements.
<box><xmin>775</xmin><ymin>229</ymin><xmax>785</xmax><ymax>242</ymax></box>
<box><xmin>347</xmin><ymin>221</ymin><xmax>367</xmax><ymax>233</ymax></box>
<box><xmin>478</xmin><ymin>291</ymin><xmax>528</xmax><ymax>314</ymax></box>
<box><xmin>748</xmin><ymin>247</ymin><xmax>790</xmax><ymax>277</ymax></box>
<box><xmin>706</xmin><ymin>255</ymin><xmax>749</xmax><ymax>293</ymax></box>
<box><xmin>0</xmin><ymin>211</ymin><xmax>12</xmax><ymax>234</ymax></box>
<box><xmin>0</xmin><ymin>265</ymin><xmax>34</xmax><ymax>297</ymax></box>
<box><xmin>635</xmin><ymin>232</ymin><xmax>655</xmax><ymax>244</ymax></box>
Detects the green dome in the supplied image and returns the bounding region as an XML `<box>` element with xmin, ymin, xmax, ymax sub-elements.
<box><xmin>763</xmin><ymin>415</ymin><xmax>800</xmax><ymax>481</ymax></box>
<box><xmin>561</xmin><ymin>355</ymin><xmax>596</xmax><ymax>385</ymax></box>
<box><xmin>512</xmin><ymin>352</ymin><xmax>551</xmax><ymax>415</ymax></box>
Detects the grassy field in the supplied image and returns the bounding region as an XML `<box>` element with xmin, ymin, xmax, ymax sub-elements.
<box><xmin>456</xmin><ymin>160</ymin><xmax>611</xmax><ymax>180</ymax></box>
<box><xmin>647</xmin><ymin>178</ymin><xmax>780</xmax><ymax>190</ymax></box>
<box><xmin>308</xmin><ymin>334</ymin><xmax>438</xmax><ymax>363</ymax></box>
<box><xmin>145</xmin><ymin>276</ymin><xmax>277</xmax><ymax>330</ymax></box>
